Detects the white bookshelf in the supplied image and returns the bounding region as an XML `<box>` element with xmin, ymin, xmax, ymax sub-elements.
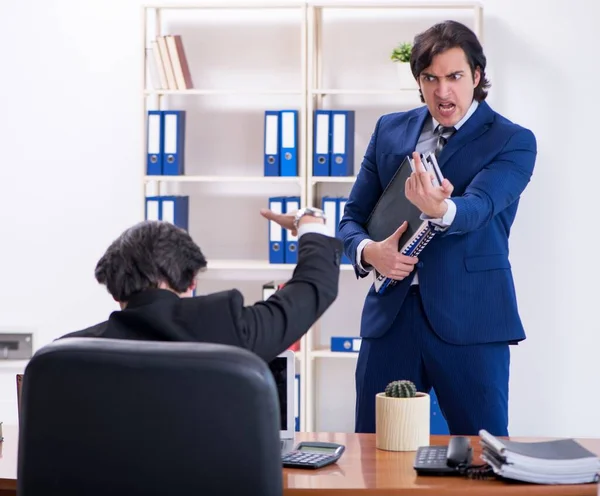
<box><xmin>142</xmin><ymin>1</ymin><xmax>483</xmax><ymax>434</ymax></box>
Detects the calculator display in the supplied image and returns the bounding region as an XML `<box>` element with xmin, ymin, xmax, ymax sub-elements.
<box><xmin>299</xmin><ymin>445</ymin><xmax>336</xmax><ymax>453</ymax></box>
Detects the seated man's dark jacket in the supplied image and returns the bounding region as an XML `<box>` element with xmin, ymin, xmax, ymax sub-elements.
<box><xmin>60</xmin><ymin>233</ymin><xmax>342</xmax><ymax>362</ymax></box>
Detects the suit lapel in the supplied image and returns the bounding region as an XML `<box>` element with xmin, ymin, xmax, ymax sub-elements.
<box><xmin>437</xmin><ymin>101</ymin><xmax>495</xmax><ymax>168</ymax></box>
<box><xmin>393</xmin><ymin>106</ymin><xmax>429</xmax><ymax>155</ymax></box>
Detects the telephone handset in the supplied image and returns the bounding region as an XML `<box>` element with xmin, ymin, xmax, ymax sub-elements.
<box><xmin>414</xmin><ymin>436</ymin><xmax>473</xmax><ymax>475</ymax></box>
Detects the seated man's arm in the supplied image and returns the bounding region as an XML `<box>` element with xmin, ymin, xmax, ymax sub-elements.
<box><xmin>231</xmin><ymin>226</ymin><xmax>342</xmax><ymax>362</ymax></box>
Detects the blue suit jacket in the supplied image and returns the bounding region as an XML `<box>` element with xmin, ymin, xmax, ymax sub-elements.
<box><xmin>338</xmin><ymin>101</ymin><xmax>537</xmax><ymax>345</ymax></box>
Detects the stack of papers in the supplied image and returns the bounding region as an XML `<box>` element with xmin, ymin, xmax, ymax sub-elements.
<box><xmin>479</xmin><ymin>429</ymin><xmax>600</xmax><ymax>485</ymax></box>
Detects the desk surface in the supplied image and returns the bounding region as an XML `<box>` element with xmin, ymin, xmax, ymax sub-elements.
<box><xmin>1</xmin><ymin>426</ymin><xmax>599</xmax><ymax>495</ymax></box>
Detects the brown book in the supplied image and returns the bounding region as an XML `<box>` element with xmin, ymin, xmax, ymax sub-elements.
<box><xmin>165</xmin><ymin>34</ymin><xmax>194</xmax><ymax>90</ymax></box>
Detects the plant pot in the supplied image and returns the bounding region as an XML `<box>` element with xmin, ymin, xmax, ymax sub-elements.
<box><xmin>375</xmin><ymin>392</ymin><xmax>430</xmax><ymax>451</ymax></box>
<box><xmin>396</xmin><ymin>62</ymin><xmax>418</xmax><ymax>90</ymax></box>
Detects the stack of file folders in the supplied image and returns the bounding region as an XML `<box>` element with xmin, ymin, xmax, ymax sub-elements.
<box><xmin>479</xmin><ymin>429</ymin><xmax>600</xmax><ymax>485</ymax></box>
<box><xmin>366</xmin><ymin>152</ymin><xmax>443</xmax><ymax>294</ymax></box>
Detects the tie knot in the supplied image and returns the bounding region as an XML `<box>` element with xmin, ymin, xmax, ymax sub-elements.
<box><xmin>436</xmin><ymin>125</ymin><xmax>456</xmax><ymax>138</ymax></box>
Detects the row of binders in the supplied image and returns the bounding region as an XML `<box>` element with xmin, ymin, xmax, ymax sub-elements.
<box><xmin>263</xmin><ymin>109</ymin><xmax>356</xmax><ymax>177</ymax></box>
<box><xmin>143</xmin><ymin>194</ymin><xmax>351</xmax><ymax>266</ymax></box>
<box><xmin>144</xmin><ymin>107</ymin><xmax>355</xmax><ymax>178</ymax></box>
<box><xmin>267</xmin><ymin>196</ymin><xmax>351</xmax><ymax>265</ymax></box>
<box><xmin>313</xmin><ymin>110</ymin><xmax>355</xmax><ymax>176</ymax></box>
<box><xmin>146</xmin><ymin>110</ymin><xmax>186</xmax><ymax>175</ymax></box>
<box><xmin>145</xmin><ymin>196</ymin><xmax>189</xmax><ymax>230</ymax></box>
<box><xmin>147</xmin><ymin>35</ymin><xmax>194</xmax><ymax>90</ymax></box>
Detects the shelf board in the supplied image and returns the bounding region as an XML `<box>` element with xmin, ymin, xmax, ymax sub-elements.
<box><xmin>310</xmin><ymin>1</ymin><xmax>481</xmax><ymax>9</ymax></box>
<box><xmin>206</xmin><ymin>260</ymin><xmax>354</xmax><ymax>270</ymax></box>
<box><xmin>311</xmin><ymin>89</ymin><xmax>418</xmax><ymax>96</ymax></box>
<box><xmin>144</xmin><ymin>175</ymin><xmax>302</xmax><ymax>184</ymax></box>
<box><xmin>207</xmin><ymin>260</ymin><xmax>296</xmax><ymax>270</ymax></box>
<box><xmin>145</xmin><ymin>3</ymin><xmax>306</xmax><ymax>10</ymax></box>
<box><xmin>144</xmin><ymin>89</ymin><xmax>303</xmax><ymax>96</ymax></box>
<box><xmin>311</xmin><ymin>349</ymin><xmax>359</xmax><ymax>359</ymax></box>
<box><xmin>310</xmin><ymin>176</ymin><xmax>356</xmax><ymax>184</ymax></box>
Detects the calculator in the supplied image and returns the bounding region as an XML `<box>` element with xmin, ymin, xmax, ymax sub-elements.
<box><xmin>282</xmin><ymin>441</ymin><xmax>345</xmax><ymax>469</ymax></box>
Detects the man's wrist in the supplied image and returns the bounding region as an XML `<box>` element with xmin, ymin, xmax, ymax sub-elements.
<box><xmin>430</xmin><ymin>201</ymin><xmax>449</xmax><ymax>219</ymax></box>
<box><xmin>362</xmin><ymin>240</ymin><xmax>376</xmax><ymax>266</ymax></box>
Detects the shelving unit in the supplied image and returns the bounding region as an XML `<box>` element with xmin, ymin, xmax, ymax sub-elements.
<box><xmin>142</xmin><ymin>1</ymin><xmax>483</xmax><ymax>433</ymax></box>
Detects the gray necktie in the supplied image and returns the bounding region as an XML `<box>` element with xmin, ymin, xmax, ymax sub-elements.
<box><xmin>435</xmin><ymin>125</ymin><xmax>456</xmax><ymax>157</ymax></box>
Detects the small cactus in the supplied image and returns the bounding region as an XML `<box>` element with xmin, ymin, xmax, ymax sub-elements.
<box><xmin>385</xmin><ymin>380</ymin><xmax>417</xmax><ymax>398</ymax></box>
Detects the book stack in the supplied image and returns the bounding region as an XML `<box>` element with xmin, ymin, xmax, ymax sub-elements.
<box><xmin>479</xmin><ymin>429</ymin><xmax>600</xmax><ymax>485</ymax></box>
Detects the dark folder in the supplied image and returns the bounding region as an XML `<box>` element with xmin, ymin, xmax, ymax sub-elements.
<box><xmin>365</xmin><ymin>155</ymin><xmax>437</xmax><ymax>293</ymax></box>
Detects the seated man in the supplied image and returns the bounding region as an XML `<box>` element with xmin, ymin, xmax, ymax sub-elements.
<box><xmin>60</xmin><ymin>207</ymin><xmax>340</xmax><ymax>362</ymax></box>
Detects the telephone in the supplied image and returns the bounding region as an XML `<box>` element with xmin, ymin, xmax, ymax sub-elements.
<box><xmin>414</xmin><ymin>436</ymin><xmax>473</xmax><ymax>475</ymax></box>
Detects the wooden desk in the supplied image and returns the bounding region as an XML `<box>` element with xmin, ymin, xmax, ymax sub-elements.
<box><xmin>284</xmin><ymin>432</ymin><xmax>600</xmax><ymax>495</ymax></box>
<box><xmin>1</xmin><ymin>426</ymin><xmax>598</xmax><ymax>495</ymax></box>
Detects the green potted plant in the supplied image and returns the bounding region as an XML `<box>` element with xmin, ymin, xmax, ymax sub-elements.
<box><xmin>390</xmin><ymin>42</ymin><xmax>418</xmax><ymax>90</ymax></box>
<box><xmin>375</xmin><ymin>379</ymin><xmax>430</xmax><ymax>451</ymax></box>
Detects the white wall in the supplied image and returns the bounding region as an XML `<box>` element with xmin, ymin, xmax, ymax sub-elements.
<box><xmin>1</xmin><ymin>0</ymin><xmax>599</xmax><ymax>437</ymax></box>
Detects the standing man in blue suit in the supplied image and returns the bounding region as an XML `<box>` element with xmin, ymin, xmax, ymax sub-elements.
<box><xmin>338</xmin><ymin>20</ymin><xmax>537</xmax><ymax>436</ymax></box>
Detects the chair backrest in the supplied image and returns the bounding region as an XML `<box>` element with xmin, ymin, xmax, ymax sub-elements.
<box><xmin>17</xmin><ymin>337</ymin><xmax>283</xmax><ymax>496</ymax></box>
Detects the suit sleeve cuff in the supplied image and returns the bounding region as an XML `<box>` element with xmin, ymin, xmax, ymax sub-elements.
<box><xmin>297</xmin><ymin>222</ymin><xmax>330</xmax><ymax>239</ymax></box>
<box><xmin>356</xmin><ymin>239</ymin><xmax>374</xmax><ymax>274</ymax></box>
<box><xmin>421</xmin><ymin>199</ymin><xmax>456</xmax><ymax>231</ymax></box>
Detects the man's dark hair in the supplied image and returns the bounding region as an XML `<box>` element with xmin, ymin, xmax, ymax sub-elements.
<box><xmin>410</xmin><ymin>20</ymin><xmax>491</xmax><ymax>103</ymax></box>
<box><xmin>94</xmin><ymin>220</ymin><xmax>207</xmax><ymax>302</ymax></box>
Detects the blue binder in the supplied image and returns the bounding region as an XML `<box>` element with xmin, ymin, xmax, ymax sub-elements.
<box><xmin>330</xmin><ymin>110</ymin><xmax>355</xmax><ymax>176</ymax></box>
<box><xmin>146</xmin><ymin>110</ymin><xmax>163</xmax><ymax>175</ymax></box>
<box><xmin>268</xmin><ymin>196</ymin><xmax>285</xmax><ymax>264</ymax></box>
<box><xmin>294</xmin><ymin>374</ymin><xmax>301</xmax><ymax>431</ymax></box>
<box><xmin>284</xmin><ymin>196</ymin><xmax>300</xmax><ymax>264</ymax></box>
<box><xmin>321</xmin><ymin>196</ymin><xmax>337</xmax><ymax>239</ymax></box>
<box><xmin>160</xmin><ymin>195</ymin><xmax>189</xmax><ymax>231</ymax></box>
<box><xmin>335</xmin><ymin>197</ymin><xmax>351</xmax><ymax>264</ymax></box>
<box><xmin>264</xmin><ymin>111</ymin><xmax>280</xmax><ymax>176</ymax></box>
<box><xmin>430</xmin><ymin>388</ymin><xmax>450</xmax><ymax>435</ymax></box>
<box><xmin>145</xmin><ymin>195</ymin><xmax>189</xmax><ymax>231</ymax></box>
<box><xmin>145</xmin><ymin>196</ymin><xmax>161</xmax><ymax>221</ymax></box>
<box><xmin>279</xmin><ymin>110</ymin><xmax>298</xmax><ymax>176</ymax></box>
<box><xmin>162</xmin><ymin>110</ymin><xmax>186</xmax><ymax>175</ymax></box>
<box><xmin>313</xmin><ymin>110</ymin><xmax>331</xmax><ymax>176</ymax></box>
<box><xmin>331</xmin><ymin>336</ymin><xmax>362</xmax><ymax>352</ymax></box>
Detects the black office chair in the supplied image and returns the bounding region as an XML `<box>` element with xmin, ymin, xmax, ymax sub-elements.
<box><xmin>17</xmin><ymin>338</ymin><xmax>283</xmax><ymax>496</ymax></box>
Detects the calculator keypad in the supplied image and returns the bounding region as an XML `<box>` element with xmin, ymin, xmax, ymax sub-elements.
<box><xmin>282</xmin><ymin>450</ymin><xmax>334</xmax><ymax>467</ymax></box>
